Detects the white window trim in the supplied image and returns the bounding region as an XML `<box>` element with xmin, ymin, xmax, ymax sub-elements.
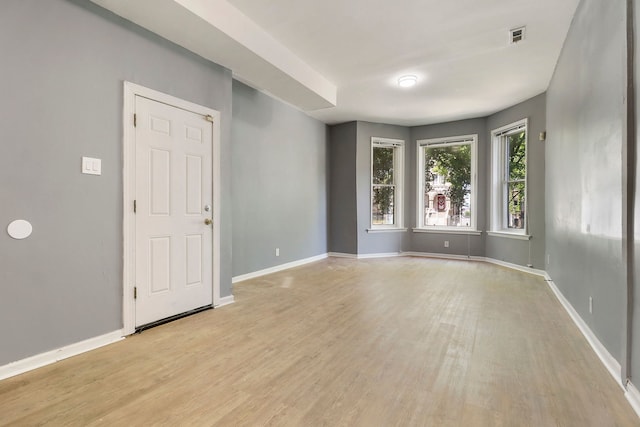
<box><xmin>412</xmin><ymin>228</ymin><xmax>482</xmax><ymax>236</ymax></box>
<box><xmin>490</xmin><ymin>119</ymin><xmax>528</xmax><ymax>236</ymax></box>
<box><xmin>366</xmin><ymin>227</ymin><xmax>408</xmax><ymax>233</ymax></box>
<box><xmin>415</xmin><ymin>134</ymin><xmax>478</xmax><ymax>232</ymax></box>
<box><xmin>370</xmin><ymin>137</ymin><xmax>405</xmax><ymax>229</ymax></box>
<box><xmin>486</xmin><ymin>231</ymin><xmax>531</xmax><ymax>240</ymax></box>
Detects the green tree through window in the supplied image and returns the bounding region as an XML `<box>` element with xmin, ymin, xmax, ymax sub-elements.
<box><xmin>419</xmin><ymin>135</ymin><xmax>476</xmax><ymax>230</ymax></box>
<box><xmin>425</xmin><ymin>144</ymin><xmax>471</xmax><ymax>220</ymax></box>
<box><xmin>372</xmin><ymin>146</ymin><xmax>395</xmax><ymax>224</ymax></box>
<box><xmin>506</xmin><ymin>131</ymin><xmax>526</xmax><ymax>229</ymax></box>
<box><xmin>371</xmin><ymin>139</ymin><xmax>403</xmax><ymax>227</ymax></box>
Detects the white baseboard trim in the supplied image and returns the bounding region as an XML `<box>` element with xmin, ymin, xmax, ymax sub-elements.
<box><xmin>482</xmin><ymin>257</ymin><xmax>547</xmax><ymax>278</ymax></box>
<box><xmin>357</xmin><ymin>252</ymin><xmax>402</xmax><ymax>259</ymax></box>
<box><xmin>625</xmin><ymin>381</ymin><xmax>640</xmax><ymax>418</ymax></box>
<box><xmin>0</xmin><ymin>329</ymin><xmax>124</xmax><ymax>381</ymax></box>
<box><xmin>328</xmin><ymin>252</ymin><xmax>402</xmax><ymax>259</ymax></box>
<box><xmin>402</xmin><ymin>251</ymin><xmax>484</xmax><ymax>262</ymax></box>
<box><xmin>402</xmin><ymin>252</ymin><xmax>546</xmax><ymax>278</ymax></box>
<box><xmin>232</xmin><ymin>253</ymin><xmax>328</xmax><ymax>283</ymax></box>
<box><xmin>332</xmin><ymin>251</ymin><xmax>541</xmax><ymax>277</ymax></box>
<box><xmin>216</xmin><ymin>295</ymin><xmax>235</xmax><ymax>307</ymax></box>
<box><xmin>544</xmin><ymin>275</ymin><xmax>623</xmax><ymax>390</ymax></box>
<box><xmin>328</xmin><ymin>252</ymin><xmax>358</xmax><ymax>259</ymax></box>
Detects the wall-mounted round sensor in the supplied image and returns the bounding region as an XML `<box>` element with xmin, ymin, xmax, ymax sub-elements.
<box><xmin>7</xmin><ymin>219</ymin><xmax>33</xmax><ymax>240</ymax></box>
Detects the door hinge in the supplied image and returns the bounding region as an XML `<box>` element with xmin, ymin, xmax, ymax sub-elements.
<box><xmin>134</xmin><ymin>113</ymin><xmax>137</xmax><ymax>127</ymax></box>
<box><xmin>205</xmin><ymin>114</ymin><xmax>214</xmax><ymax>123</ymax></box>
<box><xmin>133</xmin><ymin>199</ymin><xmax>137</xmax><ymax>213</ymax></box>
<box><xmin>134</xmin><ymin>287</ymin><xmax>137</xmax><ymax>299</ymax></box>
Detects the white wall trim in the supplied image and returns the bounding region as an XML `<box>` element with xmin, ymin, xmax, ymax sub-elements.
<box><xmin>402</xmin><ymin>251</ymin><xmax>484</xmax><ymax>262</ymax></box>
<box><xmin>366</xmin><ymin>228</ymin><xmax>408</xmax><ymax>233</ymax></box>
<box><xmin>328</xmin><ymin>252</ymin><xmax>403</xmax><ymax>259</ymax></box>
<box><xmin>625</xmin><ymin>381</ymin><xmax>640</xmax><ymax>419</ymax></box>
<box><xmin>482</xmin><ymin>257</ymin><xmax>546</xmax><ymax>277</ymax></box>
<box><xmin>327</xmin><ymin>252</ymin><xmax>358</xmax><ymax>259</ymax></box>
<box><xmin>412</xmin><ymin>228</ymin><xmax>482</xmax><ymax>236</ymax></box>
<box><xmin>0</xmin><ymin>330</ymin><xmax>123</xmax><ymax>381</ymax></box>
<box><xmin>486</xmin><ymin>231</ymin><xmax>532</xmax><ymax>240</ymax></box>
<box><xmin>216</xmin><ymin>295</ymin><xmax>235</xmax><ymax>307</ymax></box>
<box><xmin>544</xmin><ymin>274</ymin><xmax>624</xmax><ymax>390</ymax></box>
<box><xmin>232</xmin><ymin>253</ymin><xmax>328</xmax><ymax>283</ymax></box>
<box><xmin>357</xmin><ymin>252</ymin><xmax>402</xmax><ymax>259</ymax></box>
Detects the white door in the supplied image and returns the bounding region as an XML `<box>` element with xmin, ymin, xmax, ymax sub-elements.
<box><xmin>134</xmin><ymin>95</ymin><xmax>213</xmax><ymax>327</ymax></box>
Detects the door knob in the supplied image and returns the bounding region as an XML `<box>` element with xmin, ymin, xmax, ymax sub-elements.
<box><xmin>204</xmin><ymin>218</ymin><xmax>212</xmax><ymax>226</ymax></box>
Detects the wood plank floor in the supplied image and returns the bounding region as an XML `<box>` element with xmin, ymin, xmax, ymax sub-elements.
<box><xmin>1</xmin><ymin>257</ymin><xmax>638</xmax><ymax>426</ymax></box>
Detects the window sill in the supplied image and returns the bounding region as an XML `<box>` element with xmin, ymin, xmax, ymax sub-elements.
<box><xmin>486</xmin><ymin>231</ymin><xmax>531</xmax><ymax>240</ymax></box>
<box><xmin>367</xmin><ymin>227</ymin><xmax>408</xmax><ymax>233</ymax></box>
<box><xmin>412</xmin><ymin>228</ymin><xmax>482</xmax><ymax>236</ymax></box>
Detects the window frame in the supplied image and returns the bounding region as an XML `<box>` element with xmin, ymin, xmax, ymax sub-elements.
<box><xmin>370</xmin><ymin>137</ymin><xmax>405</xmax><ymax>230</ymax></box>
<box><xmin>490</xmin><ymin>118</ymin><xmax>529</xmax><ymax>237</ymax></box>
<box><xmin>415</xmin><ymin>134</ymin><xmax>478</xmax><ymax>232</ymax></box>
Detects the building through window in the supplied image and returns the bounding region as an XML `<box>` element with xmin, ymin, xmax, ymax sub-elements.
<box><xmin>416</xmin><ymin>135</ymin><xmax>477</xmax><ymax>231</ymax></box>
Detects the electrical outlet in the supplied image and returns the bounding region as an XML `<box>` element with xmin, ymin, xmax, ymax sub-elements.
<box><xmin>589</xmin><ymin>296</ymin><xmax>593</xmax><ymax>314</ymax></box>
<box><xmin>444</xmin><ymin>241</ymin><xmax>449</xmax><ymax>248</ymax></box>
<box><xmin>275</xmin><ymin>248</ymin><xmax>280</xmax><ymax>257</ymax></box>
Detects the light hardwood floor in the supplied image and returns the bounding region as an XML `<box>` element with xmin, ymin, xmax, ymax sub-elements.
<box><xmin>1</xmin><ymin>257</ymin><xmax>638</xmax><ymax>426</ymax></box>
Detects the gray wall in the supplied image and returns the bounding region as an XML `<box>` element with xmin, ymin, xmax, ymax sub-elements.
<box><xmin>329</xmin><ymin>122</ymin><xmax>358</xmax><ymax>254</ymax></box>
<box><xmin>356</xmin><ymin>122</ymin><xmax>411</xmax><ymax>255</ymax></box>
<box><xmin>546</xmin><ymin>0</ymin><xmax>626</xmax><ymax>363</ymax></box>
<box><xmin>327</xmin><ymin>101</ymin><xmax>547</xmax><ymax>263</ymax></box>
<box><xmin>231</xmin><ymin>81</ymin><xmax>328</xmax><ymax>276</ymax></box>
<box><xmin>409</xmin><ymin>118</ymin><xmax>488</xmax><ymax>257</ymax></box>
<box><xmin>0</xmin><ymin>0</ymin><xmax>232</xmax><ymax>365</ymax></box>
<box><xmin>486</xmin><ymin>93</ymin><xmax>547</xmax><ymax>268</ymax></box>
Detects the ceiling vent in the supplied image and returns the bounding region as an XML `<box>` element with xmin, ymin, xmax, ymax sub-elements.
<box><xmin>509</xmin><ymin>26</ymin><xmax>526</xmax><ymax>44</ymax></box>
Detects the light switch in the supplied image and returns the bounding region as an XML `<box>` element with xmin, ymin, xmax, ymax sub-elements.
<box><xmin>82</xmin><ymin>157</ymin><xmax>101</xmax><ymax>175</ymax></box>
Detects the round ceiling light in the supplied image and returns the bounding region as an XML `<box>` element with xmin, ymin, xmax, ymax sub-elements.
<box><xmin>398</xmin><ymin>75</ymin><xmax>418</xmax><ymax>88</ymax></box>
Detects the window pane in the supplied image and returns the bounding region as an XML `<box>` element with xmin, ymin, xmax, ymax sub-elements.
<box><xmin>423</xmin><ymin>144</ymin><xmax>472</xmax><ymax>227</ymax></box>
<box><xmin>507</xmin><ymin>181</ymin><xmax>525</xmax><ymax>229</ymax></box>
<box><xmin>507</xmin><ymin>131</ymin><xmax>526</xmax><ymax>181</ymax></box>
<box><xmin>372</xmin><ymin>147</ymin><xmax>394</xmax><ymax>185</ymax></box>
<box><xmin>372</xmin><ymin>186</ymin><xmax>395</xmax><ymax>225</ymax></box>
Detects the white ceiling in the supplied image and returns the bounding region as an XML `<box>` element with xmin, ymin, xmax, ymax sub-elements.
<box><xmin>92</xmin><ymin>0</ymin><xmax>580</xmax><ymax>126</ymax></box>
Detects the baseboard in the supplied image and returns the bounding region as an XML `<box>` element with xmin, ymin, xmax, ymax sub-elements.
<box><xmin>328</xmin><ymin>252</ymin><xmax>402</xmax><ymax>259</ymax></box>
<box><xmin>544</xmin><ymin>275</ymin><xmax>623</xmax><ymax>390</ymax></box>
<box><xmin>0</xmin><ymin>329</ymin><xmax>124</xmax><ymax>381</ymax></box>
<box><xmin>402</xmin><ymin>251</ymin><xmax>484</xmax><ymax>262</ymax></box>
<box><xmin>356</xmin><ymin>252</ymin><xmax>402</xmax><ymax>259</ymax></box>
<box><xmin>625</xmin><ymin>381</ymin><xmax>640</xmax><ymax>418</ymax></box>
<box><xmin>216</xmin><ymin>295</ymin><xmax>235</xmax><ymax>307</ymax></box>
<box><xmin>328</xmin><ymin>252</ymin><xmax>358</xmax><ymax>259</ymax></box>
<box><xmin>332</xmin><ymin>251</ymin><xmax>541</xmax><ymax>276</ymax></box>
<box><xmin>232</xmin><ymin>253</ymin><xmax>328</xmax><ymax>283</ymax></box>
<box><xmin>482</xmin><ymin>257</ymin><xmax>547</xmax><ymax>278</ymax></box>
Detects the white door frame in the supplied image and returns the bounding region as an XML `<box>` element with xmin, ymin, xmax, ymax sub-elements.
<box><xmin>122</xmin><ymin>81</ymin><xmax>221</xmax><ymax>335</ymax></box>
